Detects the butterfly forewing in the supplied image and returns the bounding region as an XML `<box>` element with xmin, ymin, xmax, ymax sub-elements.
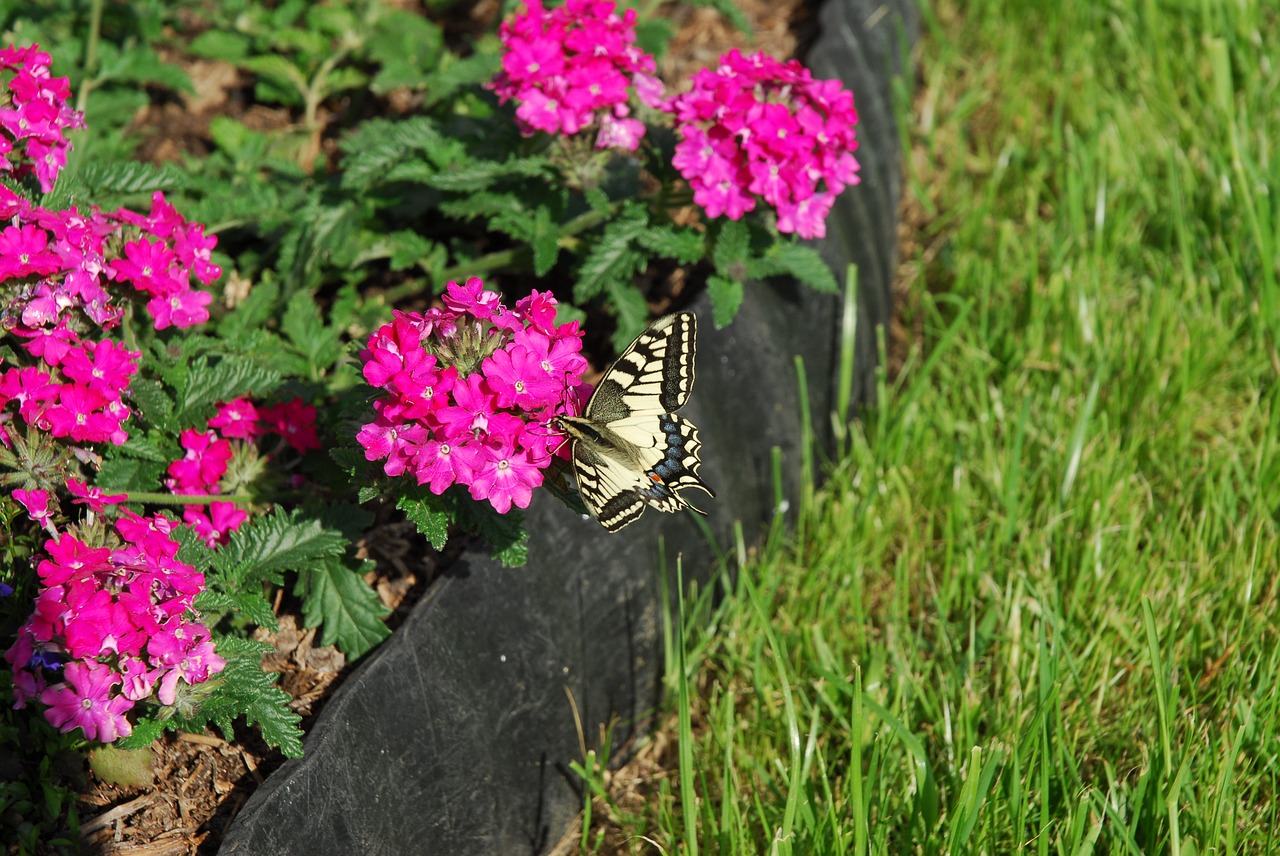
<box><xmin>561</xmin><ymin>311</ymin><xmax>713</xmax><ymax>532</ymax></box>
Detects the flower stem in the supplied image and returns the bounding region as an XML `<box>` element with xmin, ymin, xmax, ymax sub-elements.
<box><xmin>77</xmin><ymin>0</ymin><xmax>106</xmax><ymax>114</ymax></box>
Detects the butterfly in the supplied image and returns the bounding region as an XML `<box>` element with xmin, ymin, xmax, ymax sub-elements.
<box><xmin>556</xmin><ymin>311</ymin><xmax>715</xmax><ymax>532</ymax></box>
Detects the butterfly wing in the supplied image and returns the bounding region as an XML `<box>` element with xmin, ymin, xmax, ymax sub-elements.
<box><xmin>564</xmin><ymin>312</ymin><xmax>715</xmax><ymax>532</ymax></box>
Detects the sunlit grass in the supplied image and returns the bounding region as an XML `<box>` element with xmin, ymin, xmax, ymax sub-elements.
<box><xmin>575</xmin><ymin>1</ymin><xmax>1280</xmax><ymax>853</ymax></box>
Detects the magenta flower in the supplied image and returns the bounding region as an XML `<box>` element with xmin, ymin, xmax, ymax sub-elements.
<box><xmin>13</xmin><ymin>487</ymin><xmax>54</xmax><ymax>527</ymax></box>
<box><xmin>669</xmin><ymin>49</ymin><xmax>859</xmax><ymax>238</ymax></box>
<box><xmin>491</xmin><ymin>0</ymin><xmax>662</xmax><ymax>152</ymax></box>
<box><xmin>359</xmin><ymin>278</ymin><xmax>586</xmax><ymax>514</ymax></box>
<box><xmin>183</xmin><ymin>500</ymin><xmax>248</xmax><ymax>547</ymax></box>
<box><xmin>66</xmin><ymin>477</ymin><xmax>128</xmax><ymax>511</ymax></box>
<box><xmin>466</xmin><ymin>435</ymin><xmax>544</xmax><ymax>513</ymax></box>
<box><xmin>259</xmin><ymin>398</ymin><xmax>321</xmax><ymax>453</ymax></box>
<box><xmin>40</xmin><ymin>661</ymin><xmax>134</xmax><ymax>742</ymax></box>
<box><xmin>208</xmin><ymin>398</ymin><xmax>261</xmax><ymax>440</ymax></box>
<box><xmin>0</xmin><ymin>223</ymin><xmax>62</xmax><ymax>279</ymax></box>
<box><xmin>482</xmin><ymin>342</ymin><xmax>563</xmax><ymax>410</ymax></box>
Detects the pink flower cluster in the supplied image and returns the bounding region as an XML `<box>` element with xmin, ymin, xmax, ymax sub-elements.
<box><xmin>166</xmin><ymin>397</ymin><xmax>321</xmax><ymax>546</ymax></box>
<box><xmin>3</xmin><ymin>511</ymin><xmax>226</xmax><ymax>743</ymax></box>
<box><xmin>358</xmin><ymin>278</ymin><xmax>588</xmax><ymax>514</ymax></box>
<box><xmin>669</xmin><ymin>50</ymin><xmax>860</xmax><ymax>239</ymax></box>
<box><xmin>0</xmin><ymin>44</ymin><xmax>84</xmax><ymax>193</ymax></box>
<box><xmin>0</xmin><ymin>187</ymin><xmax>221</xmax><ymax>446</ymax></box>
<box><xmin>491</xmin><ymin>0</ymin><xmax>665</xmax><ymax>152</ymax></box>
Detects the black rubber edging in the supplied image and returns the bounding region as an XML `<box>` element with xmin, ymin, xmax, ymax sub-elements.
<box><xmin>218</xmin><ymin>1</ymin><xmax>916</xmax><ymax>851</ymax></box>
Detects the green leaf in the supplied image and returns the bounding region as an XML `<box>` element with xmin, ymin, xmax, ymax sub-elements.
<box><xmin>214</xmin><ymin>507</ymin><xmax>349</xmax><ymax>582</ymax></box>
<box><xmin>421</xmin><ymin>50</ymin><xmax>502</xmax><ymax>109</ymax></box>
<box><xmin>575</xmin><ymin>204</ymin><xmax>647</xmax><ymax>303</ymax></box>
<box><xmin>758</xmin><ymin>241</ymin><xmax>839</xmax><ymax>293</ymax></box>
<box><xmin>686</xmin><ymin>0</ymin><xmax>753</xmax><ymax>35</ymax></box>
<box><xmin>281</xmin><ymin>291</ymin><xmax>345</xmax><ymax>373</ymax></box>
<box><xmin>128</xmin><ymin>377</ymin><xmax>176</xmax><ymax>434</ymax></box>
<box><xmin>196</xmin><ymin>589</ymin><xmax>279</xmax><ymax>630</ymax></box>
<box><xmin>712</xmin><ymin>219</ymin><xmax>751</xmax><ymax>275</ymax></box>
<box><xmin>425</xmin><ymin>156</ymin><xmax>551</xmax><ymax>192</ymax></box>
<box><xmin>369</xmin><ymin>11</ymin><xmax>445</xmax><ymax>92</ymax></box>
<box><xmin>96</xmin><ymin>43</ymin><xmax>193</xmax><ymax>93</ymax></box>
<box><xmin>114</xmin><ymin>718</ymin><xmax>167</xmax><ymax>751</ymax></box>
<box><xmin>188</xmin><ymin>30</ymin><xmax>253</xmax><ymax>61</ymax></box>
<box><xmin>205</xmin><ymin>636</ymin><xmax>305</xmax><ymax>757</ymax></box>
<box><xmin>607</xmin><ymin>283</ymin><xmax>651</xmax><ymax>352</ymax></box>
<box><xmin>638</xmin><ymin>225</ymin><xmax>706</xmax><ymax>264</ymax></box>
<box><xmin>95</xmin><ymin>456</ymin><xmax>167</xmax><ymax>494</ymax></box>
<box><xmin>174</xmin><ymin>357</ymin><xmax>284</xmax><ymax>425</ymax></box>
<box><xmin>531</xmin><ymin>208</ymin><xmax>562</xmax><ymax>275</ymax></box>
<box><xmin>635</xmin><ymin>19</ymin><xmax>676</xmax><ymax>60</ymax></box>
<box><xmin>453</xmin><ymin>499</ymin><xmax>528</xmax><ymax>568</ymax></box>
<box><xmin>707</xmin><ymin>275</ymin><xmax>745</xmax><ymax>329</ymax></box>
<box><xmin>296</xmin><ymin>555</ymin><xmax>391</xmax><ymax>659</ymax></box>
<box><xmin>397</xmin><ymin>488</ymin><xmax>452</xmax><ymax>550</ymax></box>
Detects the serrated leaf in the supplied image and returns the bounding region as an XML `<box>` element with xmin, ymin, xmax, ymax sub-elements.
<box><xmin>129</xmin><ymin>377</ymin><xmax>176</xmax><ymax>433</ymax></box>
<box><xmin>397</xmin><ymin>488</ymin><xmax>451</xmax><ymax>550</ymax></box>
<box><xmin>205</xmin><ymin>636</ymin><xmax>304</xmax><ymax>757</ymax></box>
<box><xmin>114</xmin><ymin>718</ymin><xmax>167</xmax><ymax>751</ymax></box>
<box><xmin>607</xmin><ymin>283</ymin><xmax>651</xmax><ymax>351</ymax></box>
<box><xmin>216</xmin><ymin>507</ymin><xmax>349</xmax><ymax>580</ymax></box>
<box><xmin>635</xmin><ymin>19</ymin><xmax>675</xmax><ymax>59</ymax></box>
<box><xmin>638</xmin><ymin>225</ymin><xmax>705</xmax><ymax>264</ymax></box>
<box><xmin>281</xmin><ymin>291</ymin><xmax>344</xmax><ymax>373</ymax></box>
<box><xmin>297</xmin><ymin>556</ymin><xmax>391</xmax><ymax>659</ymax></box>
<box><xmin>531</xmin><ymin>208</ymin><xmax>562</xmax><ymax>275</ymax></box>
<box><xmin>175</xmin><ymin>357</ymin><xmax>284</xmax><ymax>424</ymax></box>
<box><xmin>712</xmin><ymin>219</ymin><xmax>751</xmax><ymax>274</ymax></box>
<box><xmin>425</xmin><ymin>156</ymin><xmax>550</xmax><ymax>192</ymax></box>
<box><xmin>196</xmin><ymin>589</ymin><xmax>278</xmax><ymax>630</ymax></box>
<box><xmin>707</xmin><ymin>274</ymin><xmax>745</xmax><ymax>328</ymax></box>
<box><xmin>453</xmin><ymin>499</ymin><xmax>527</xmax><ymax>568</ymax></box>
<box><xmin>772</xmin><ymin>241</ymin><xmax>838</xmax><ymax>292</ymax></box>
<box><xmin>95</xmin><ymin>456</ymin><xmax>167</xmax><ymax>494</ymax></box>
<box><xmin>574</xmin><ymin>205</ymin><xmax>647</xmax><ymax>303</ymax></box>
<box><xmin>421</xmin><ymin>51</ymin><xmax>501</xmax><ymax>109</ymax></box>
<box><xmin>369</xmin><ymin>11</ymin><xmax>444</xmax><ymax>92</ymax></box>
<box><xmin>687</xmin><ymin>0</ymin><xmax>753</xmax><ymax>35</ymax></box>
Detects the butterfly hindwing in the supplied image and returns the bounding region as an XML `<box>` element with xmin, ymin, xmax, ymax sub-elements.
<box><xmin>559</xmin><ymin>312</ymin><xmax>714</xmax><ymax>532</ymax></box>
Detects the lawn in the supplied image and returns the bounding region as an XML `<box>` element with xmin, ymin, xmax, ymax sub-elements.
<box><xmin>581</xmin><ymin>1</ymin><xmax>1280</xmax><ymax>852</ymax></box>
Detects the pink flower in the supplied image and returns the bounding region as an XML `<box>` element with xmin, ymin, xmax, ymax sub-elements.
<box><xmin>259</xmin><ymin>398</ymin><xmax>321</xmax><ymax>453</ymax></box>
<box><xmin>183</xmin><ymin>500</ymin><xmax>248</xmax><ymax>547</ymax></box>
<box><xmin>59</xmin><ymin>338</ymin><xmax>139</xmax><ymax>397</ymax></box>
<box><xmin>482</xmin><ymin>343</ymin><xmax>562</xmax><ymax>410</ymax></box>
<box><xmin>146</xmin><ymin>286</ymin><xmax>212</xmax><ymax>330</ymax></box>
<box><xmin>669</xmin><ymin>49</ymin><xmax>858</xmax><ymax>237</ymax></box>
<box><xmin>466</xmin><ymin>435</ymin><xmax>544</xmax><ymax>513</ymax></box>
<box><xmin>208</xmin><ymin>398</ymin><xmax>261</xmax><ymax>439</ymax></box>
<box><xmin>168</xmin><ymin>429</ymin><xmax>233</xmax><ymax>493</ymax></box>
<box><xmin>491</xmin><ymin>0</ymin><xmax>658</xmax><ymax>148</ymax></box>
<box><xmin>0</xmin><ymin>223</ymin><xmax>61</xmax><ymax>280</ymax></box>
<box><xmin>13</xmin><ymin>487</ymin><xmax>54</xmax><ymax>527</ymax></box>
<box><xmin>40</xmin><ymin>661</ymin><xmax>134</xmax><ymax>742</ymax></box>
<box><xmin>360</xmin><ymin>279</ymin><xmax>586</xmax><ymax>513</ymax></box>
<box><xmin>66</xmin><ymin>478</ymin><xmax>128</xmax><ymax>511</ymax></box>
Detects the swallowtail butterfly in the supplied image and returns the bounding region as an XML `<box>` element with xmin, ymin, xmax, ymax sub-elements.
<box><xmin>557</xmin><ymin>312</ymin><xmax>714</xmax><ymax>532</ymax></box>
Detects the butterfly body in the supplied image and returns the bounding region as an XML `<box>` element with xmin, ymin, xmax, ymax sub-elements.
<box><xmin>557</xmin><ymin>312</ymin><xmax>714</xmax><ymax>532</ymax></box>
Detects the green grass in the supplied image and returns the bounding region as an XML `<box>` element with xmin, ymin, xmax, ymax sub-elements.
<box><xmin>577</xmin><ymin>1</ymin><xmax>1280</xmax><ymax>853</ymax></box>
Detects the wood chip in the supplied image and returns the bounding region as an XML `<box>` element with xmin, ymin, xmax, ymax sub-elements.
<box><xmin>80</xmin><ymin>795</ymin><xmax>156</xmax><ymax>836</ymax></box>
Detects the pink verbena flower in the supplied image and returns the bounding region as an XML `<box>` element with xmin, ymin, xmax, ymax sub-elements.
<box><xmin>491</xmin><ymin>0</ymin><xmax>663</xmax><ymax>152</ymax></box>
<box><xmin>39</xmin><ymin>661</ymin><xmax>134</xmax><ymax>742</ymax></box>
<box><xmin>5</xmin><ymin>514</ymin><xmax>226</xmax><ymax>743</ymax></box>
<box><xmin>668</xmin><ymin>49</ymin><xmax>859</xmax><ymax>239</ymax></box>
<box><xmin>359</xmin><ymin>278</ymin><xmax>587</xmax><ymax>513</ymax></box>
<box><xmin>0</xmin><ymin>44</ymin><xmax>85</xmax><ymax>192</ymax></box>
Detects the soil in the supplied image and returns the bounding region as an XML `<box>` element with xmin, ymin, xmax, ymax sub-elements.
<box><xmin>69</xmin><ymin>0</ymin><xmax>816</xmax><ymax>854</ymax></box>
